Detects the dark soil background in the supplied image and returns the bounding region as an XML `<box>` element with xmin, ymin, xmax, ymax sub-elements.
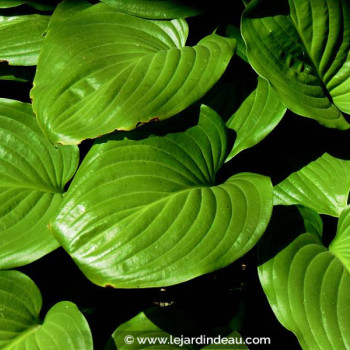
<box><xmin>1</xmin><ymin>1</ymin><xmax>349</xmax><ymax>349</ymax></box>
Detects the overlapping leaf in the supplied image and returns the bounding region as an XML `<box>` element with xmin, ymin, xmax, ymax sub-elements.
<box><xmin>242</xmin><ymin>0</ymin><xmax>350</xmax><ymax>130</ymax></box>
<box><xmin>226</xmin><ymin>77</ymin><xmax>286</xmax><ymax>160</ymax></box>
<box><xmin>31</xmin><ymin>0</ymin><xmax>236</xmax><ymax>145</ymax></box>
<box><xmin>0</xmin><ymin>270</ymin><xmax>93</xmax><ymax>349</ymax></box>
<box><xmin>259</xmin><ymin>208</ymin><xmax>350</xmax><ymax>349</ymax></box>
<box><xmin>52</xmin><ymin>106</ymin><xmax>273</xmax><ymax>288</ymax></box>
<box><xmin>0</xmin><ymin>14</ymin><xmax>50</xmax><ymax>66</ymax></box>
<box><xmin>100</xmin><ymin>0</ymin><xmax>203</xmax><ymax>19</ymax></box>
<box><xmin>274</xmin><ymin>153</ymin><xmax>350</xmax><ymax>217</ymax></box>
<box><xmin>0</xmin><ymin>98</ymin><xmax>79</xmax><ymax>269</ymax></box>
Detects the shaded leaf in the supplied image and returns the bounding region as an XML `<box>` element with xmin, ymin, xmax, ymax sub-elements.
<box><xmin>242</xmin><ymin>0</ymin><xmax>350</xmax><ymax>130</ymax></box>
<box><xmin>100</xmin><ymin>0</ymin><xmax>204</xmax><ymax>19</ymax></box>
<box><xmin>0</xmin><ymin>98</ymin><xmax>79</xmax><ymax>269</ymax></box>
<box><xmin>31</xmin><ymin>0</ymin><xmax>235</xmax><ymax>145</ymax></box>
<box><xmin>0</xmin><ymin>270</ymin><xmax>93</xmax><ymax>349</ymax></box>
<box><xmin>226</xmin><ymin>77</ymin><xmax>286</xmax><ymax>160</ymax></box>
<box><xmin>52</xmin><ymin>106</ymin><xmax>273</xmax><ymax>288</ymax></box>
<box><xmin>274</xmin><ymin>153</ymin><xmax>350</xmax><ymax>217</ymax></box>
<box><xmin>0</xmin><ymin>14</ymin><xmax>50</xmax><ymax>66</ymax></box>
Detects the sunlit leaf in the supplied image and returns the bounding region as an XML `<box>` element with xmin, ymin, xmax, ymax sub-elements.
<box><xmin>31</xmin><ymin>0</ymin><xmax>236</xmax><ymax>144</ymax></box>
<box><xmin>242</xmin><ymin>0</ymin><xmax>350</xmax><ymax>130</ymax></box>
<box><xmin>52</xmin><ymin>106</ymin><xmax>273</xmax><ymax>288</ymax></box>
<box><xmin>0</xmin><ymin>98</ymin><xmax>79</xmax><ymax>269</ymax></box>
<box><xmin>0</xmin><ymin>270</ymin><xmax>93</xmax><ymax>349</ymax></box>
<box><xmin>274</xmin><ymin>153</ymin><xmax>350</xmax><ymax>217</ymax></box>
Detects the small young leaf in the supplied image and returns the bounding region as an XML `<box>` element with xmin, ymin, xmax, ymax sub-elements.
<box><xmin>0</xmin><ymin>270</ymin><xmax>93</xmax><ymax>349</ymax></box>
<box><xmin>0</xmin><ymin>98</ymin><xmax>79</xmax><ymax>269</ymax></box>
<box><xmin>31</xmin><ymin>0</ymin><xmax>236</xmax><ymax>145</ymax></box>
<box><xmin>100</xmin><ymin>0</ymin><xmax>204</xmax><ymax>19</ymax></box>
<box><xmin>52</xmin><ymin>105</ymin><xmax>273</xmax><ymax>288</ymax></box>
<box><xmin>242</xmin><ymin>0</ymin><xmax>350</xmax><ymax>130</ymax></box>
<box><xmin>226</xmin><ymin>77</ymin><xmax>286</xmax><ymax>160</ymax></box>
<box><xmin>274</xmin><ymin>153</ymin><xmax>350</xmax><ymax>217</ymax></box>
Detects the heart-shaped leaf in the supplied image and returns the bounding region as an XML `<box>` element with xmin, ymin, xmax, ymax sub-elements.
<box><xmin>100</xmin><ymin>0</ymin><xmax>204</xmax><ymax>19</ymax></box>
<box><xmin>226</xmin><ymin>77</ymin><xmax>286</xmax><ymax>160</ymax></box>
<box><xmin>0</xmin><ymin>270</ymin><xmax>93</xmax><ymax>349</ymax></box>
<box><xmin>259</xmin><ymin>208</ymin><xmax>350</xmax><ymax>350</ymax></box>
<box><xmin>0</xmin><ymin>98</ymin><xmax>79</xmax><ymax>269</ymax></box>
<box><xmin>242</xmin><ymin>0</ymin><xmax>350</xmax><ymax>130</ymax></box>
<box><xmin>274</xmin><ymin>153</ymin><xmax>350</xmax><ymax>217</ymax></box>
<box><xmin>52</xmin><ymin>105</ymin><xmax>273</xmax><ymax>288</ymax></box>
<box><xmin>0</xmin><ymin>14</ymin><xmax>50</xmax><ymax>66</ymax></box>
<box><xmin>31</xmin><ymin>0</ymin><xmax>236</xmax><ymax>145</ymax></box>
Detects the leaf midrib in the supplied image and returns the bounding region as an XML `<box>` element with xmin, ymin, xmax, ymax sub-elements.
<box><xmin>0</xmin><ymin>182</ymin><xmax>63</xmax><ymax>194</ymax></box>
<box><xmin>4</xmin><ymin>324</ymin><xmax>41</xmax><ymax>350</ymax></box>
<box><xmin>287</xmin><ymin>14</ymin><xmax>339</xmax><ymax>111</ymax></box>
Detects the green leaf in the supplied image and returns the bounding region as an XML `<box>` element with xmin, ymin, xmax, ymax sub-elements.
<box><xmin>274</xmin><ymin>153</ymin><xmax>350</xmax><ymax>217</ymax></box>
<box><xmin>52</xmin><ymin>105</ymin><xmax>273</xmax><ymax>288</ymax></box>
<box><xmin>100</xmin><ymin>0</ymin><xmax>204</xmax><ymax>19</ymax></box>
<box><xmin>329</xmin><ymin>206</ymin><xmax>350</xmax><ymax>272</ymax></box>
<box><xmin>259</xmin><ymin>210</ymin><xmax>350</xmax><ymax>349</ymax></box>
<box><xmin>241</xmin><ymin>0</ymin><xmax>350</xmax><ymax>130</ymax></box>
<box><xmin>0</xmin><ymin>98</ymin><xmax>79</xmax><ymax>269</ymax></box>
<box><xmin>226</xmin><ymin>77</ymin><xmax>286</xmax><ymax>160</ymax></box>
<box><xmin>0</xmin><ymin>1</ymin><xmax>55</xmax><ymax>11</ymax></box>
<box><xmin>0</xmin><ymin>270</ymin><xmax>93</xmax><ymax>349</ymax></box>
<box><xmin>225</xmin><ymin>25</ymin><xmax>248</xmax><ymax>63</ymax></box>
<box><xmin>31</xmin><ymin>0</ymin><xmax>236</xmax><ymax>145</ymax></box>
<box><xmin>109</xmin><ymin>309</ymin><xmax>196</xmax><ymax>349</ymax></box>
<box><xmin>0</xmin><ymin>14</ymin><xmax>50</xmax><ymax>66</ymax></box>
<box><xmin>107</xmin><ymin>307</ymin><xmax>248</xmax><ymax>349</ymax></box>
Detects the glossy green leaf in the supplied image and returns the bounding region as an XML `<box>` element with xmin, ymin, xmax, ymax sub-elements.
<box><xmin>100</xmin><ymin>0</ymin><xmax>204</xmax><ymax>19</ymax></box>
<box><xmin>259</xmin><ymin>210</ymin><xmax>350</xmax><ymax>349</ymax></box>
<box><xmin>52</xmin><ymin>105</ymin><xmax>273</xmax><ymax>288</ymax></box>
<box><xmin>0</xmin><ymin>1</ymin><xmax>55</xmax><ymax>10</ymax></box>
<box><xmin>0</xmin><ymin>14</ymin><xmax>49</xmax><ymax>66</ymax></box>
<box><xmin>107</xmin><ymin>308</ymin><xmax>248</xmax><ymax>350</ymax></box>
<box><xmin>274</xmin><ymin>153</ymin><xmax>350</xmax><ymax>217</ymax></box>
<box><xmin>242</xmin><ymin>0</ymin><xmax>350</xmax><ymax>130</ymax></box>
<box><xmin>31</xmin><ymin>0</ymin><xmax>236</xmax><ymax>145</ymax></box>
<box><xmin>226</xmin><ymin>77</ymin><xmax>286</xmax><ymax>160</ymax></box>
<box><xmin>0</xmin><ymin>270</ymin><xmax>93</xmax><ymax>349</ymax></box>
<box><xmin>330</xmin><ymin>206</ymin><xmax>350</xmax><ymax>272</ymax></box>
<box><xmin>0</xmin><ymin>98</ymin><xmax>79</xmax><ymax>269</ymax></box>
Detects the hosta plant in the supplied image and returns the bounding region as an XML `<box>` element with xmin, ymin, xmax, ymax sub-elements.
<box><xmin>0</xmin><ymin>0</ymin><xmax>350</xmax><ymax>349</ymax></box>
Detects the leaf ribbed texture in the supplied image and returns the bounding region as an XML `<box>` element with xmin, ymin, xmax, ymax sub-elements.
<box><xmin>0</xmin><ymin>98</ymin><xmax>79</xmax><ymax>269</ymax></box>
<box><xmin>0</xmin><ymin>270</ymin><xmax>93</xmax><ymax>350</ymax></box>
<box><xmin>0</xmin><ymin>14</ymin><xmax>50</xmax><ymax>66</ymax></box>
<box><xmin>31</xmin><ymin>0</ymin><xmax>236</xmax><ymax>144</ymax></box>
<box><xmin>259</xmin><ymin>232</ymin><xmax>350</xmax><ymax>350</ymax></box>
<box><xmin>226</xmin><ymin>77</ymin><xmax>286</xmax><ymax>160</ymax></box>
<box><xmin>52</xmin><ymin>106</ymin><xmax>273</xmax><ymax>288</ymax></box>
<box><xmin>242</xmin><ymin>0</ymin><xmax>350</xmax><ymax>130</ymax></box>
<box><xmin>274</xmin><ymin>153</ymin><xmax>350</xmax><ymax>217</ymax></box>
